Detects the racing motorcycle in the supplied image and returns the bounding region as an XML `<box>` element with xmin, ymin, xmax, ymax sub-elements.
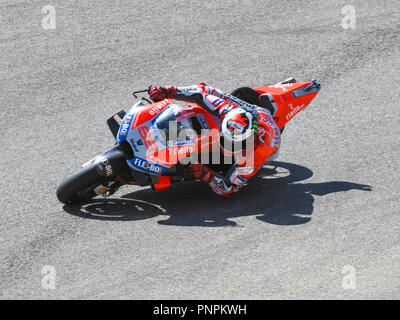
<box><xmin>56</xmin><ymin>78</ymin><xmax>321</xmax><ymax>204</ymax></box>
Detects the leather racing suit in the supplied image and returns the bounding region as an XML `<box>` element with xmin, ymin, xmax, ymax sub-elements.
<box><xmin>151</xmin><ymin>83</ymin><xmax>281</xmax><ymax>197</ymax></box>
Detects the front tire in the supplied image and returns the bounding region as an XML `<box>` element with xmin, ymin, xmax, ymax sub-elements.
<box><xmin>57</xmin><ymin>163</ymin><xmax>106</xmax><ymax>204</ymax></box>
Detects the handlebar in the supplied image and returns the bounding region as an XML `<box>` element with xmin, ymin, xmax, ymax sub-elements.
<box><xmin>132</xmin><ymin>86</ymin><xmax>152</xmax><ymax>99</ymax></box>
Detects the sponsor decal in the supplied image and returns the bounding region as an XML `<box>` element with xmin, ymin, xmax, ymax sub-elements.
<box><xmin>120</xmin><ymin>115</ymin><xmax>133</xmax><ymax>136</ymax></box>
<box><xmin>100</xmin><ymin>158</ymin><xmax>113</xmax><ymax>177</ymax></box>
<box><xmin>149</xmin><ymin>100</ymin><xmax>170</xmax><ymax>116</ymax></box>
<box><xmin>133</xmin><ymin>157</ymin><xmax>164</xmax><ymax>174</ymax></box>
<box><xmin>286</xmin><ymin>103</ymin><xmax>305</xmax><ymax>121</ymax></box>
<box><xmin>138</xmin><ymin>125</ymin><xmax>157</xmax><ymax>153</ymax></box>
<box><xmin>177</xmin><ymin>87</ymin><xmax>201</xmax><ymax>95</ymax></box>
<box><xmin>166</xmin><ymin>139</ymin><xmax>193</xmax><ymax>147</ymax></box>
<box><xmin>147</xmin><ymin>144</ymin><xmax>196</xmax><ymax>166</ymax></box>
<box><xmin>273</xmin><ymin>83</ymin><xmax>293</xmax><ymax>92</ymax></box>
<box><xmin>168</xmin><ymin>144</ymin><xmax>196</xmax><ymax>156</ymax></box>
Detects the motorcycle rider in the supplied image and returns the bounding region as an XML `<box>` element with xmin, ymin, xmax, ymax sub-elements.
<box><xmin>149</xmin><ymin>83</ymin><xmax>281</xmax><ymax>197</ymax></box>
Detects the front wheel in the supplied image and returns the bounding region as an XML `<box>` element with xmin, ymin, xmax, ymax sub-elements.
<box><xmin>57</xmin><ymin>145</ymin><xmax>133</xmax><ymax>204</ymax></box>
<box><xmin>56</xmin><ymin>163</ymin><xmax>107</xmax><ymax>204</ymax></box>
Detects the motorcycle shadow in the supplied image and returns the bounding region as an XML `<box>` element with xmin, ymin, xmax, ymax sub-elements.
<box><xmin>63</xmin><ymin>161</ymin><xmax>372</xmax><ymax>226</ymax></box>
<box><xmin>62</xmin><ymin>198</ymin><xmax>164</xmax><ymax>221</ymax></box>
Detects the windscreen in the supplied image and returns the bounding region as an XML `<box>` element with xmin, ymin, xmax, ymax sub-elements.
<box><xmin>154</xmin><ymin>107</ymin><xmax>196</xmax><ymax>141</ymax></box>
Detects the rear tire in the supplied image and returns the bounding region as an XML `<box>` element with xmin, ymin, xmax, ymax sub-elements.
<box><xmin>57</xmin><ymin>163</ymin><xmax>106</xmax><ymax>204</ymax></box>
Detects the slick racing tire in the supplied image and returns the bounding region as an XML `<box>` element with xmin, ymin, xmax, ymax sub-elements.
<box><xmin>57</xmin><ymin>163</ymin><xmax>106</xmax><ymax>204</ymax></box>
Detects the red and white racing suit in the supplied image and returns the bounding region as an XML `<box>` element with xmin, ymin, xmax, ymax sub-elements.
<box><xmin>173</xmin><ymin>83</ymin><xmax>281</xmax><ymax>197</ymax></box>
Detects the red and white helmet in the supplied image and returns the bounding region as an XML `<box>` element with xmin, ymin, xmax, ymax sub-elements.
<box><xmin>220</xmin><ymin>107</ymin><xmax>259</xmax><ymax>155</ymax></box>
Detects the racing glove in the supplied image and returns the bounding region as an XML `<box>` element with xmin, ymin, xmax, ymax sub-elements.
<box><xmin>188</xmin><ymin>164</ymin><xmax>214</xmax><ymax>184</ymax></box>
<box><xmin>149</xmin><ymin>85</ymin><xmax>177</xmax><ymax>102</ymax></box>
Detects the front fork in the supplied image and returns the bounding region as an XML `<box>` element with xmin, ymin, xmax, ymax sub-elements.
<box><xmin>83</xmin><ymin>147</ymin><xmax>195</xmax><ymax>197</ymax></box>
<box><xmin>82</xmin><ymin>145</ymin><xmax>133</xmax><ymax>197</ymax></box>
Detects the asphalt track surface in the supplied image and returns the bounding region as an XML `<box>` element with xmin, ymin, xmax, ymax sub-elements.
<box><xmin>1</xmin><ymin>0</ymin><xmax>399</xmax><ymax>299</ymax></box>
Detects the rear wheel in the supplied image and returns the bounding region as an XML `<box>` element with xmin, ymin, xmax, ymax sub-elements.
<box><xmin>56</xmin><ymin>163</ymin><xmax>106</xmax><ymax>204</ymax></box>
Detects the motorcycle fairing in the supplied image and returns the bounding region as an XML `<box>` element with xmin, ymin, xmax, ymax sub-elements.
<box><xmin>117</xmin><ymin>100</ymin><xmax>219</xmax><ymax>176</ymax></box>
<box><xmin>254</xmin><ymin>79</ymin><xmax>320</xmax><ymax>129</ymax></box>
<box><xmin>117</xmin><ymin>101</ymin><xmax>170</xmax><ymax>175</ymax></box>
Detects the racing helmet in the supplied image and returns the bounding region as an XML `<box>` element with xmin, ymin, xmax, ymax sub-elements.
<box><xmin>220</xmin><ymin>107</ymin><xmax>259</xmax><ymax>155</ymax></box>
